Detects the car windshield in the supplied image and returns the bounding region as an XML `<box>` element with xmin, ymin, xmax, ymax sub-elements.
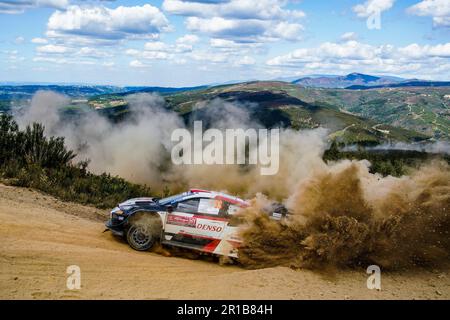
<box><xmin>158</xmin><ymin>193</ymin><xmax>185</xmax><ymax>206</ymax></box>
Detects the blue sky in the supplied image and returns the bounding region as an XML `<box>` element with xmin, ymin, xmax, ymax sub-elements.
<box><xmin>0</xmin><ymin>0</ymin><xmax>449</xmax><ymax>86</ymax></box>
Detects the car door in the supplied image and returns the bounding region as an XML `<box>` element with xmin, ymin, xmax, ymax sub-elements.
<box><xmin>162</xmin><ymin>197</ymin><xmax>227</xmax><ymax>252</ymax></box>
<box><xmin>163</xmin><ymin>198</ymin><xmax>200</xmax><ymax>242</ymax></box>
<box><xmin>193</xmin><ymin>198</ymin><xmax>227</xmax><ymax>240</ymax></box>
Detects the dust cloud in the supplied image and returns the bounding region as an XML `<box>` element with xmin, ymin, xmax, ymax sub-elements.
<box><xmin>14</xmin><ymin>90</ymin><xmax>450</xmax><ymax>269</ymax></box>
<box><xmin>16</xmin><ymin>91</ymin><xmax>184</xmax><ymax>188</ymax></box>
<box><xmin>238</xmin><ymin>161</ymin><xmax>450</xmax><ymax>269</ymax></box>
<box><xmin>345</xmin><ymin>141</ymin><xmax>450</xmax><ymax>155</ymax></box>
<box><xmin>14</xmin><ymin>90</ymin><xmax>327</xmax><ymax>198</ymax></box>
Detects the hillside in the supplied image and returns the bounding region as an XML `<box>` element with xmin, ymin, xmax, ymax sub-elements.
<box><xmin>89</xmin><ymin>81</ymin><xmax>429</xmax><ymax>145</ymax></box>
<box><xmin>2</xmin><ymin>80</ymin><xmax>448</xmax><ymax>144</ymax></box>
<box><xmin>292</xmin><ymin>86</ymin><xmax>450</xmax><ymax>140</ymax></box>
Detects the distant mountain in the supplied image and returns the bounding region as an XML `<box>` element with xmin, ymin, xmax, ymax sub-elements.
<box><xmin>0</xmin><ymin>84</ymin><xmax>209</xmax><ymax>100</ymax></box>
<box><xmin>293</xmin><ymin>72</ymin><xmax>449</xmax><ymax>90</ymax></box>
<box><xmin>0</xmin><ymin>85</ymin><xmax>125</xmax><ymax>100</ymax></box>
<box><xmin>121</xmin><ymin>85</ymin><xmax>208</xmax><ymax>95</ymax></box>
<box><xmin>292</xmin><ymin>73</ymin><xmax>406</xmax><ymax>88</ymax></box>
<box><xmin>346</xmin><ymin>80</ymin><xmax>450</xmax><ymax>90</ymax></box>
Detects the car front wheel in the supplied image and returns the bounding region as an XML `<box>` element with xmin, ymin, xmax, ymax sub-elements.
<box><xmin>126</xmin><ymin>224</ymin><xmax>155</xmax><ymax>251</ymax></box>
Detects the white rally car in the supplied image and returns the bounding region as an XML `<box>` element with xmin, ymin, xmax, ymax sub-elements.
<box><xmin>105</xmin><ymin>189</ymin><xmax>286</xmax><ymax>258</ymax></box>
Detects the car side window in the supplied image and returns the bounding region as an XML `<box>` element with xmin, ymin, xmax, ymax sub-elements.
<box><xmin>218</xmin><ymin>201</ymin><xmax>230</xmax><ymax>216</ymax></box>
<box><xmin>227</xmin><ymin>204</ymin><xmax>242</xmax><ymax>215</ymax></box>
<box><xmin>175</xmin><ymin>199</ymin><xmax>200</xmax><ymax>214</ymax></box>
<box><xmin>198</xmin><ymin>198</ymin><xmax>221</xmax><ymax>216</ymax></box>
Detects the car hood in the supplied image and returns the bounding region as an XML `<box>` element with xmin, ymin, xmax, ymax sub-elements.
<box><xmin>119</xmin><ymin>197</ymin><xmax>157</xmax><ymax>207</ymax></box>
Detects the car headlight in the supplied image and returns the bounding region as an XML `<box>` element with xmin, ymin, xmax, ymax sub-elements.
<box><xmin>119</xmin><ymin>205</ymin><xmax>134</xmax><ymax>212</ymax></box>
<box><xmin>110</xmin><ymin>207</ymin><xmax>124</xmax><ymax>216</ymax></box>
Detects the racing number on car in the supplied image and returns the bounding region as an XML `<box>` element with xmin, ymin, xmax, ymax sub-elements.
<box><xmin>214</xmin><ymin>200</ymin><xmax>223</xmax><ymax>209</ymax></box>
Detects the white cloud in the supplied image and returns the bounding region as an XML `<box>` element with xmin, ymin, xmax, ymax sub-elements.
<box><xmin>33</xmin><ymin>56</ymin><xmax>66</xmax><ymax>64</ymax></box>
<box><xmin>14</xmin><ymin>36</ymin><xmax>25</xmax><ymax>44</ymax></box>
<box><xmin>210</xmin><ymin>38</ymin><xmax>239</xmax><ymax>48</ymax></box>
<box><xmin>163</xmin><ymin>0</ymin><xmax>304</xmax><ymax>21</ymax></box>
<box><xmin>36</xmin><ymin>44</ymin><xmax>72</xmax><ymax>54</ymax></box>
<box><xmin>32</xmin><ymin>56</ymin><xmax>95</xmax><ymax>65</ymax></box>
<box><xmin>128</xmin><ymin>38</ymin><xmax>258</xmax><ymax>68</ymax></box>
<box><xmin>164</xmin><ymin>0</ymin><xmax>305</xmax><ymax>43</ymax></box>
<box><xmin>102</xmin><ymin>61</ymin><xmax>115</xmax><ymax>67</ymax></box>
<box><xmin>126</xmin><ymin>34</ymin><xmax>203</xmax><ymax>62</ymax></box>
<box><xmin>269</xmin><ymin>22</ymin><xmax>303</xmax><ymax>41</ymax></box>
<box><xmin>33</xmin><ymin>42</ymin><xmax>112</xmax><ymax>67</ymax></box>
<box><xmin>353</xmin><ymin>0</ymin><xmax>396</xmax><ymax>18</ymax></box>
<box><xmin>0</xmin><ymin>0</ymin><xmax>68</xmax><ymax>14</ymax></box>
<box><xmin>176</xmin><ymin>34</ymin><xmax>199</xmax><ymax>45</ymax></box>
<box><xmin>267</xmin><ymin>41</ymin><xmax>388</xmax><ymax>66</ymax></box>
<box><xmin>4</xmin><ymin>50</ymin><xmax>25</xmax><ymax>64</ymax></box>
<box><xmin>340</xmin><ymin>32</ymin><xmax>358</xmax><ymax>42</ymax></box>
<box><xmin>233</xmin><ymin>55</ymin><xmax>255</xmax><ymax>66</ymax></box>
<box><xmin>129</xmin><ymin>60</ymin><xmax>151</xmax><ymax>68</ymax></box>
<box><xmin>320</xmin><ymin>41</ymin><xmax>377</xmax><ymax>60</ymax></box>
<box><xmin>267</xmin><ymin>40</ymin><xmax>379</xmax><ymax>64</ymax></box>
<box><xmin>39</xmin><ymin>0</ymin><xmax>68</xmax><ymax>8</ymax></box>
<box><xmin>126</xmin><ymin>47</ymin><xmax>170</xmax><ymax>60</ymax></box>
<box><xmin>185</xmin><ymin>16</ymin><xmax>302</xmax><ymax>42</ymax></box>
<box><xmin>144</xmin><ymin>41</ymin><xmax>169</xmax><ymax>51</ymax></box>
<box><xmin>2</xmin><ymin>49</ymin><xmax>18</xmax><ymax>56</ymax></box>
<box><xmin>186</xmin><ymin>16</ymin><xmax>263</xmax><ymax>38</ymax></box>
<box><xmin>209</xmin><ymin>38</ymin><xmax>262</xmax><ymax>52</ymax></box>
<box><xmin>46</xmin><ymin>4</ymin><xmax>171</xmax><ymax>42</ymax></box>
<box><xmin>173</xmin><ymin>58</ymin><xmax>187</xmax><ymax>65</ymax></box>
<box><xmin>32</xmin><ymin>66</ymin><xmax>48</xmax><ymax>72</ymax></box>
<box><xmin>266</xmin><ymin>40</ymin><xmax>450</xmax><ymax>79</ymax></box>
<box><xmin>31</xmin><ymin>37</ymin><xmax>48</xmax><ymax>44</ymax></box>
<box><xmin>127</xmin><ymin>31</ymin><xmax>263</xmax><ymax>69</ymax></box>
<box><xmin>76</xmin><ymin>46</ymin><xmax>112</xmax><ymax>58</ymax></box>
<box><xmin>408</xmin><ymin>0</ymin><xmax>450</xmax><ymax>28</ymax></box>
<box><xmin>398</xmin><ymin>43</ymin><xmax>450</xmax><ymax>59</ymax></box>
<box><xmin>189</xmin><ymin>50</ymin><xmax>228</xmax><ymax>63</ymax></box>
<box><xmin>174</xmin><ymin>43</ymin><xmax>193</xmax><ymax>53</ymax></box>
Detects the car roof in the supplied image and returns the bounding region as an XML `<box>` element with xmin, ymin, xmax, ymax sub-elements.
<box><xmin>187</xmin><ymin>189</ymin><xmax>249</xmax><ymax>207</ymax></box>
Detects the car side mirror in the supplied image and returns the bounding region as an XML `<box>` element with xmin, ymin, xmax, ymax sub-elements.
<box><xmin>167</xmin><ymin>205</ymin><xmax>173</xmax><ymax>213</ymax></box>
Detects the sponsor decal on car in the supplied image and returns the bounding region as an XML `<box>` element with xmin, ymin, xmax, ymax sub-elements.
<box><xmin>196</xmin><ymin>223</ymin><xmax>223</xmax><ymax>233</ymax></box>
<box><xmin>167</xmin><ymin>214</ymin><xmax>197</xmax><ymax>227</ymax></box>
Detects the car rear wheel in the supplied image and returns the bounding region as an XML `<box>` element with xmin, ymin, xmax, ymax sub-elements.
<box><xmin>126</xmin><ymin>225</ymin><xmax>155</xmax><ymax>251</ymax></box>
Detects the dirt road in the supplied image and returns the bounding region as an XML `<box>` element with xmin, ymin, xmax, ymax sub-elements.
<box><xmin>0</xmin><ymin>184</ymin><xmax>448</xmax><ymax>300</ymax></box>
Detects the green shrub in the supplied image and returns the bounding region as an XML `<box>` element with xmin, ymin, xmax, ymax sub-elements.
<box><xmin>0</xmin><ymin>114</ymin><xmax>152</xmax><ymax>208</ymax></box>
